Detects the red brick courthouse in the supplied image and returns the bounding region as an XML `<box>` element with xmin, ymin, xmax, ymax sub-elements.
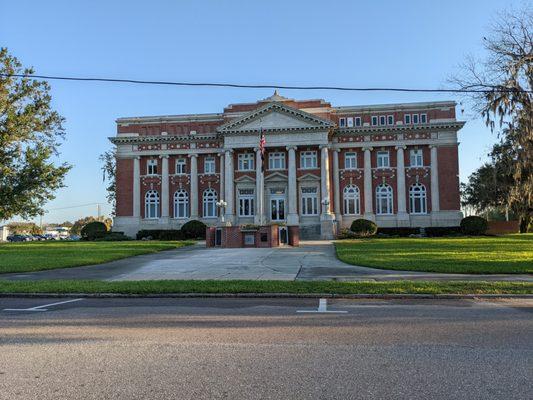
<box><xmin>111</xmin><ymin>92</ymin><xmax>464</xmax><ymax>245</ymax></box>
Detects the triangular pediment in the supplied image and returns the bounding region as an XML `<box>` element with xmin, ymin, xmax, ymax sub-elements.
<box><xmin>234</xmin><ymin>175</ymin><xmax>256</xmax><ymax>183</ymax></box>
<box><xmin>217</xmin><ymin>102</ymin><xmax>333</xmax><ymax>134</ymax></box>
<box><xmin>264</xmin><ymin>171</ymin><xmax>288</xmax><ymax>181</ymax></box>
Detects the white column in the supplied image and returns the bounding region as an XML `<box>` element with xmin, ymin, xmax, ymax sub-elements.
<box><xmin>363</xmin><ymin>147</ymin><xmax>374</xmax><ymax>220</ymax></box>
<box><xmin>160</xmin><ymin>155</ymin><xmax>169</xmax><ymax>222</ymax></box>
<box><xmin>189</xmin><ymin>154</ymin><xmax>199</xmax><ymax>219</ymax></box>
<box><xmin>396</xmin><ymin>146</ymin><xmax>408</xmax><ymax>224</ymax></box>
<box><xmin>430</xmin><ymin>145</ymin><xmax>440</xmax><ymax>214</ymax></box>
<box><xmin>286</xmin><ymin>146</ymin><xmax>299</xmax><ymax>226</ymax></box>
<box><xmin>332</xmin><ymin>149</ymin><xmax>342</xmax><ymax>223</ymax></box>
<box><xmin>254</xmin><ymin>147</ymin><xmax>265</xmax><ymax>225</ymax></box>
<box><xmin>218</xmin><ymin>152</ymin><xmax>225</xmax><ymax>203</ymax></box>
<box><xmin>224</xmin><ymin>149</ymin><xmax>235</xmax><ymax>224</ymax></box>
<box><xmin>320</xmin><ymin>146</ymin><xmax>333</xmax><ymax>217</ymax></box>
<box><xmin>133</xmin><ymin>157</ymin><xmax>140</xmax><ymax>218</ymax></box>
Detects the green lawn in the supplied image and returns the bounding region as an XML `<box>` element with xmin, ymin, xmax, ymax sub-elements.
<box><xmin>0</xmin><ymin>279</ymin><xmax>531</xmax><ymax>295</ymax></box>
<box><xmin>335</xmin><ymin>234</ymin><xmax>533</xmax><ymax>274</ymax></box>
<box><xmin>0</xmin><ymin>240</ymin><xmax>195</xmax><ymax>274</ymax></box>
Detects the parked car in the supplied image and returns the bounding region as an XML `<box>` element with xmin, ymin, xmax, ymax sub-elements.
<box><xmin>7</xmin><ymin>234</ymin><xmax>31</xmax><ymax>242</ymax></box>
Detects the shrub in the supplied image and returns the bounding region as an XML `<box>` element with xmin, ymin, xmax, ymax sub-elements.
<box><xmin>349</xmin><ymin>219</ymin><xmax>378</xmax><ymax>237</ymax></box>
<box><xmin>424</xmin><ymin>226</ymin><xmax>462</xmax><ymax>237</ymax></box>
<box><xmin>80</xmin><ymin>221</ymin><xmax>108</xmax><ymax>240</ymax></box>
<box><xmin>460</xmin><ymin>216</ymin><xmax>488</xmax><ymax>236</ymax></box>
<box><xmin>94</xmin><ymin>232</ymin><xmax>132</xmax><ymax>241</ymax></box>
<box><xmin>377</xmin><ymin>227</ymin><xmax>420</xmax><ymax>237</ymax></box>
<box><xmin>337</xmin><ymin>228</ymin><xmax>358</xmax><ymax>239</ymax></box>
<box><xmin>136</xmin><ymin>229</ymin><xmax>185</xmax><ymax>240</ymax></box>
<box><xmin>180</xmin><ymin>220</ymin><xmax>207</xmax><ymax>239</ymax></box>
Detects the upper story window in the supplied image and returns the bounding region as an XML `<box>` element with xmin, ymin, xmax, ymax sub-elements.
<box><xmin>420</xmin><ymin>113</ymin><xmax>427</xmax><ymax>123</ymax></box>
<box><xmin>268</xmin><ymin>152</ymin><xmax>286</xmax><ymax>170</ymax></box>
<box><xmin>238</xmin><ymin>153</ymin><xmax>254</xmax><ymax>171</ymax></box>
<box><xmin>300</xmin><ymin>151</ymin><xmax>317</xmax><ymax>169</ymax></box>
<box><xmin>339</xmin><ymin>117</ymin><xmax>346</xmax><ymax>127</ymax></box>
<box><xmin>344</xmin><ymin>152</ymin><xmax>357</xmax><ymax>170</ymax></box>
<box><xmin>371</xmin><ymin>116</ymin><xmax>378</xmax><ymax>126</ymax></box>
<box><xmin>387</xmin><ymin>115</ymin><xmax>394</xmax><ymax>125</ymax></box>
<box><xmin>412</xmin><ymin>113</ymin><xmax>419</xmax><ymax>124</ymax></box>
<box><xmin>204</xmin><ymin>156</ymin><xmax>215</xmax><ymax>174</ymax></box>
<box><xmin>377</xmin><ymin>151</ymin><xmax>390</xmax><ymax>169</ymax></box>
<box><xmin>404</xmin><ymin>114</ymin><xmax>411</xmax><ymax>125</ymax></box>
<box><xmin>147</xmin><ymin>159</ymin><xmax>158</xmax><ymax>175</ymax></box>
<box><xmin>355</xmin><ymin>117</ymin><xmax>362</xmax><ymax>127</ymax></box>
<box><xmin>379</xmin><ymin>115</ymin><xmax>386</xmax><ymax>126</ymax></box>
<box><xmin>410</xmin><ymin>149</ymin><xmax>424</xmax><ymax>167</ymax></box>
<box><xmin>346</xmin><ymin>117</ymin><xmax>354</xmax><ymax>127</ymax></box>
<box><xmin>175</xmin><ymin>158</ymin><xmax>186</xmax><ymax>174</ymax></box>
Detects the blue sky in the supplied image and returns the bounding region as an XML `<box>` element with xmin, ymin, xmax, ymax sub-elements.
<box><xmin>1</xmin><ymin>0</ymin><xmax>519</xmax><ymax>223</ymax></box>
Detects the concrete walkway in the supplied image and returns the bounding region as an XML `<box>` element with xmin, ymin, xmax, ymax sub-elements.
<box><xmin>2</xmin><ymin>241</ymin><xmax>532</xmax><ymax>282</ymax></box>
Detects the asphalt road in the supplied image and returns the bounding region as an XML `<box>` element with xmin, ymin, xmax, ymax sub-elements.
<box><xmin>0</xmin><ymin>297</ymin><xmax>532</xmax><ymax>399</ymax></box>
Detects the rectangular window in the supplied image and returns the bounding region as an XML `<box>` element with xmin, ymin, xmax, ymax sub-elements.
<box><xmin>300</xmin><ymin>151</ymin><xmax>317</xmax><ymax>169</ymax></box>
<box><xmin>420</xmin><ymin>113</ymin><xmax>427</xmax><ymax>123</ymax></box>
<box><xmin>238</xmin><ymin>153</ymin><xmax>254</xmax><ymax>171</ymax></box>
<box><xmin>347</xmin><ymin>117</ymin><xmax>354</xmax><ymax>127</ymax></box>
<box><xmin>404</xmin><ymin>114</ymin><xmax>411</xmax><ymax>124</ymax></box>
<box><xmin>412</xmin><ymin>114</ymin><xmax>419</xmax><ymax>124</ymax></box>
<box><xmin>339</xmin><ymin>117</ymin><xmax>346</xmax><ymax>127</ymax></box>
<box><xmin>268</xmin><ymin>152</ymin><xmax>286</xmax><ymax>170</ymax></box>
<box><xmin>301</xmin><ymin>187</ymin><xmax>318</xmax><ymax>216</ymax></box>
<box><xmin>344</xmin><ymin>152</ymin><xmax>357</xmax><ymax>169</ymax></box>
<box><xmin>377</xmin><ymin>151</ymin><xmax>390</xmax><ymax>168</ymax></box>
<box><xmin>175</xmin><ymin>158</ymin><xmax>186</xmax><ymax>174</ymax></box>
<box><xmin>238</xmin><ymin>188</ymin><xmax>255</xmax><ymax>217</ymax></box>
<box><xmin>204</xmin><ymin>157</ymin><xmax>215</xmax><ymax>174</ymax></box>
<box><xmin>355</xmin><ymin>117</ymin><xmax>362</xmax><ymax>127</ymax></box>
<box><xmin>410</xmin><ymin>149</ymin><xmax>424</xmax><ymax>167</ymax></box>
<box><xmin>379</xmin><ymin>115</ymin><xmax>386</xmax><ymax>126</ymax></box>
<box><xmin>147</xmin><ymin>159</ymin><xmax>158</xmax><ymax>175</ymax></box>
<box><xmin>387</xmin><ymin>115</ymin><xmax>394</xmax><ymax>125</ymax></box>
<box><xmin>371</xmin><ymin>116</ymin><xmax>378</xmax><ymax>126</ymax></box>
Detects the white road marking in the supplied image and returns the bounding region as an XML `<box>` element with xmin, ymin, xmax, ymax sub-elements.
<box><xmin>296</xmin><ymin>298</ymin><xmax>348</xmax><ymax>314</ymax></box>
<box><xmin>4</xmin><ymin>298</ymin><xmax>84</xmax><ymax>312</ymax></box>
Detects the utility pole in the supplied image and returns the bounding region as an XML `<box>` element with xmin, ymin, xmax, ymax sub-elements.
<box><xmin>97</xmin><ymin>204</ymin><xmax>101</xmax><ymax>221</ymax></box>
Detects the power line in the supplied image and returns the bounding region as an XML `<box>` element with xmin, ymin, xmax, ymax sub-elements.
<box><xmin>46</xmin><ymin>202</ymin><xmax>108</xmax><ymax>211</ymax></box>
<box><xmin>1</xmin><ymin>73</ymin><xmax>531</xmax><ymax>94</ymax></box>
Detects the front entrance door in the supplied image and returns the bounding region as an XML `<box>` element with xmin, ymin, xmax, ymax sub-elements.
<box><xmin>270</xmin><ymin>197</ymin><xmax>285</xmax><ymax>221</ymax></box>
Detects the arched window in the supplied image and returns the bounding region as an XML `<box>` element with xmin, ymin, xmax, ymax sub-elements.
<box><xmin>173</xmin><ymin>189</ymin><xmax>189</xmax><ymax>218</ymax></box>
<box><xmin>343</xmin><ymin>185</ymin><xmax>360</xmax><ymax>215</ymax></box>
<box><xmin>376</xmin><ymin>184</ymin><xmax>393</xmax><ymax>215</ymax></box>
<box><xmin>203</xmin><ymin>188</ymin><xmax>217</xmax><ymax>218</ymax></box>
<box><xmin>145</xmin><ymin>190</ymin><xmax>160</xmax><ymax>219</ymax></box>
<box><xmin>409</xmin><ymin>183</ymin><xmax>427</xmax><ymax>214</ymax></box>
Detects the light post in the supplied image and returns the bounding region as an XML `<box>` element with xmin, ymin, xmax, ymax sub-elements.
<box><xmin>321</xmin><ymin>197</ymin><xmax>330</xmax><ymax>215</ymax></box>
<box><xmin>216</xmin><ymin>200</ymin><xmax>227</xmax><ymax>226</ymax></box>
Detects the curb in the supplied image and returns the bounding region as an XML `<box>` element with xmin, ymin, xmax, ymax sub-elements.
<box><xmin>1</xmin><ymin>293</ymin><xmax>532</xmax><ymax>299</ymax></box>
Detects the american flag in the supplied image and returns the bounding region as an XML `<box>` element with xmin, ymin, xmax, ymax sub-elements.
<box><xmin>259</xmin><ymin>128</ymin><xmax>266</xmax><ymax>173</ymax></box>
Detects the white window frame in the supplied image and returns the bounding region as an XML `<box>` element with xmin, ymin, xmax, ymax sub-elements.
<box><xmin>420</xmin><ymin>113</ymin><xmax>427</xmax><ymax>123</ymax></box>
<box><xmin>379</xmin><ymin>115</ymin><xmax>386</xmax><ymax>126</ymax></box>
<box><xmin>404</xmin><ymin>114</ymin><xmax>411</xmax><ymax>125</ymax></box>
<box><xmin>300</xmin><ymin>151</ymin><xmax>317</xmax><ymax>169</ymax></box>
<box><xmin>202</xmin><ymin>188</ymin><xmax>217</xmax><ymax>218</ymax></box>
<box><xmin>410</xmin><ymin>149</ymin><xmax>424</xmax><ymax>167</ymax></box>
<box><xmin>343</xmin><ymin>185</ymin><xmax>361</xmax><ymax>215</ymax></box>
<box><xmin>339</xmin><ymin>117</ymin><xmax>346</xmax><ymax>127</ymax></box>
<box><xmin>377</xmin><ymin>151</ymin><xmax>390</xmax><ymax>169</ymax></box>
<box><xmin>175</xmin><ymin>158</ymin><xmax>186</xmax><ymax>175</ymax></box>
<box><xmin>300</xmin><ymin>187</ymin><xmax>318</xmax><ymax>216</ymax></box>
<box><xmin>238</xmin><ymin>188</ymin><xmax>255</xmax><ymax>217</ymax></box>
<box><xmin>412</xmin><ymin>113</ymin><xmax>419</xmax><ymax>124</ymax></box>
<box><xmin>344</xmin><ymin>152</ymin><xmax>357</xmax><ymax>170</ymax></box>
<box><xmin>204</xmin><ymin>157</ymin><xmax>216</xmax><ymax>174</ymax></box>
<box><xmin>354</xmin><ymin>117</ymin><xmax>362</xmax><ymax>127</ymax></box>
<box><xmin>144</xmin><ymin>190</ymin><xmax>159</xmax><ymax>219</ymax></box>
<box><xmin>147</xmin><ymin>159</ymin><xmax>158</xmax><ymax>175</ymax></box>
<box><xmin>268</xmin><ymin>152</ymin><xmax>286</xmax><ymax>170</ymax></box>
<box><xmin>409</xmin><ymin>183</ymin><xmax>427</xmax><ymax>214</ymax></box>
<box><xmin>173</xmin><ymin>189</ymin><xmax>189</xmax><ymax>218</ymax></box>
<box><xmin>346</xmin><ymin>117</ymin><xmax>354</xmax><ymax>127</ymax></box>
<box><xmin>387</xmin><ymin>115</ymin><xmax>394</xmax><ymax>125</ymax></box>
<box><xmin>238</xmin><ymin>153</ymin><xmax>254</xmax><ymax>171</ymax></box>
<box><xmin>376</xmin><ymin>184</ymin><xmax>393</xmax><ymax>215</ymax></box>
<box><xmin>371</xmin><ymin>116</ymin><xmax>378</xmax><ymax>126</ymax></box>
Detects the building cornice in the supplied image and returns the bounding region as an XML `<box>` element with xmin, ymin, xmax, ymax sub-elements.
<box><xmin>334</xmin><ymin>121</ymin><xmax>465</xmax><ymax>135</ymax></box>
<box><xmin>109</xmin><ymin>134</ymin><xmax>220</xmax><ymax>145</ymax></box>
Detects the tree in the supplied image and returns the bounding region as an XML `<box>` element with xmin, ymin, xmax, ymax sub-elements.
<box><xmin>451</xmin><ymin>6</ymin><xmax>532</xmax><ymax>232</ymax></box>
<box><xmin>70</xmin><ymin>216</ymin><xmax>112</xmax><ymax>235</ymax></box>
<box><xmin>7</xmin><ymin>221</ymin><xmax>42</xmax><ymax>235</ymax></box>
<box><xmin>0</xmin><ymin>48</ymin><xmax>71</xmax><ymax>220</ymax></box>
<box><xmin>99</xmin><ymin>149</ymin><xmax>116</xmax><ymax>215</ymax></box>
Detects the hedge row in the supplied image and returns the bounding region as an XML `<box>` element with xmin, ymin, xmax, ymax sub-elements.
<box><xmin>136</xmin><ymin>220</ymin><xmax>207</xmax><ymax>241</ymax></box>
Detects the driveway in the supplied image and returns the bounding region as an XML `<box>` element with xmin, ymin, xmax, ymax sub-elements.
<box><xmin>3</xmin><ymin>241</ymin><xmax>532</xmax><ymax>282</ymax></box>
